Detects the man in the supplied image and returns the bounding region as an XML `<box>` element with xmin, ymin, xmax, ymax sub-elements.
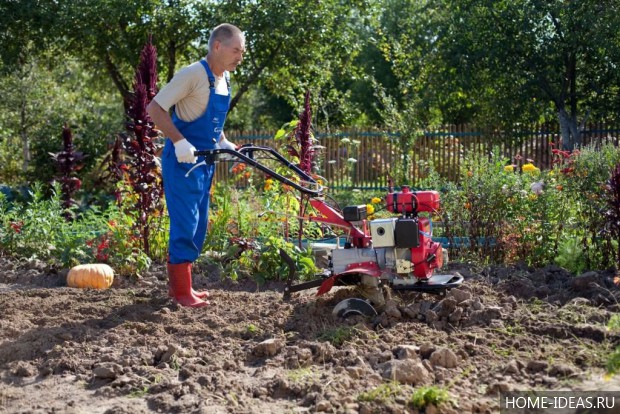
<box><xmin>147</xmin><ymin>23</ymin><xmax>245</xmax><ymax>307</ymax></box>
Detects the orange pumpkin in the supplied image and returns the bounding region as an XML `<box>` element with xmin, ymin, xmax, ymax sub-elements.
<box><xmin>67</xmin><ymin>264</ymin><xmax>114</xmax><ymax>289</ymax></box>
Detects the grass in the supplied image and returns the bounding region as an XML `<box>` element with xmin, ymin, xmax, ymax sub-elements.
<box><xmin>489</xmin><ymin>343</ymin><xmax>512</xmax><ymax>358</ymax></box>
<box><xmin>493</xmin><ymin>321</ymin><xmax>525</xmax><ymax>336</ymax></box>
<box><xmin>526</xmin><ymin>297</ymin><xmax>547</xmax><ymax>315</ymax></box>
<box><xmin>128</xmin><ymin>374</ymin><xmax>163</xmax><ymax>398</ymax></box>
<box><xmin>286</xmin><ymin>367</ymin><xmax>316</xmax><ymax>383</ymax></box>
<box><xmin>128</xmin><ymin>386</ymin><xmax>149</xmax><ymax>398</ymax></box>
<box><xmin>357</xmin><ymin>381</ymin><xmax>402</xmax><ymax>403</ymax></box>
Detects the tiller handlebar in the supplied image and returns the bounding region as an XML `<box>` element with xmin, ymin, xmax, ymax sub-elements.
<box><xmin>194</xmin><ymin>144</ymin><xmax>323</xmax><ymax>197</ymax></box>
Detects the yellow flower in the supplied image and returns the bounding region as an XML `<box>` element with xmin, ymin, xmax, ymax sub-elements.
<box><xmin>522</xmin><ymin>163</ymin><xmax>540</xmax><ymax>174</ymax></box>
<box><xmin>366</xmin><ymin>204</ymin><xmax>375</xmax><ymax>215</ymax></box>
<box><xmin>264</xmin><ymin>178</ymin><xmax>274</xmax><ymax>191</ymax></box>
<box><xmin>504</xmin><ymin>165</ymin><xmax>514</xmax><ymax>172</ymax></box>
<box><xmin>466</xmin><ymin>171</ymin><xmax>473</xmax><ymax>177</ymax></box>
<box><xmin>371</xmin><ymin>197</ymin><xmax>382</xmax><ymax>204</ymax></box>
<box><xmin>528</xmin><ymin>194</ymin><xmax>538</xmax><ymax>201</ymax></box>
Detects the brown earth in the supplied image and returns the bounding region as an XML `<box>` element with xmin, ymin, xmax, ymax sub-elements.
<box><xmin>1</xmin><ymin>255</ymin><xmax>620</xmax><ymax>414</ymax></box>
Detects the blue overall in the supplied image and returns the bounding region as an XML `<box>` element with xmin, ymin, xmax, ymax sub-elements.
<box><xmin>162</xmin><ymin>59</ymin><xmax>230</xmax><ymax>264</ymax></box>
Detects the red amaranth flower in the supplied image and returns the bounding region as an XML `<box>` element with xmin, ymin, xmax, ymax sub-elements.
<box><xmin>50</xmin><ymin>124</ymin><xmax>85</xmax><ymax>220</ymax></box>
<box><xmin>10</xmin><ymin>221</ymin><xmax>23</xmax><ymax>233</ymax></box>
<box><xmin>294</xmin><ymin>90</ymin><xmax>315</xmax><ymax>174</ymax></box>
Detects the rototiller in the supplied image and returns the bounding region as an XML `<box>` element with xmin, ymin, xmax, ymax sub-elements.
<box><xmin>195</xmin><ymin>145</ymin><xmax>464</xmax><ymax>317</ymax></box>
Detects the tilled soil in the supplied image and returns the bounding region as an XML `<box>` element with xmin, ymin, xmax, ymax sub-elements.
<box><xmin>1</xmin><ymin>255</ymin><xmax>619</xmax><ymax>414</ymax></box>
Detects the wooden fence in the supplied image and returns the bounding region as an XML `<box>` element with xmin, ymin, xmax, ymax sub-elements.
<box><xmin>222</xmin><ymin>123</ymin><xmax>620</xmax><ymax>190</ymax></box>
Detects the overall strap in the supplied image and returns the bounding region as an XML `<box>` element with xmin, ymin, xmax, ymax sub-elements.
<box><xmin>199</xmin><ymin>59</ymin><xmax>216</xmax><ymax>89</ymax></box>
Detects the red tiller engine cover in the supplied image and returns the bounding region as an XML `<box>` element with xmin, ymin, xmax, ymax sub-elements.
<box><xmin>412</xmin><ymin>217</ymin><xmax>443</xmax><ymax>279</ymax></box>
<box><xmin>386</xmin><ymin>186</ymin><xmax>440</xmax><ymax>214</ymax></box>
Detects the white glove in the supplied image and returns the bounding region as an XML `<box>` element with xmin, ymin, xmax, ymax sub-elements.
<box><xmin>218</xmin><ymin>136</ymin><xmax>237</xmax><ymax>151</ymax></box>
<box><xmin>174</xmin><ymin>138</ymin><xmax>197</xmax><ymax>164</ymax></box>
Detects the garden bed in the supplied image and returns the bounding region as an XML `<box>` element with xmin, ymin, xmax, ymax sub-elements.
<box><xmin>0</xmin><ymin>255</ymin><xmax>619</xmax><ymax>413</ymax></box>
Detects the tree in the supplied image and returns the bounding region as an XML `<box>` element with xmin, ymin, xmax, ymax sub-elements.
<box><xmin>0</xmin><ymin>49</ymin><xmax>122</xmax><ymax>186</ymax></box>
<box><xmin>212</xmin><ymin>0</ymin><xmax>373</xmax><ymax>128</ymax></box>
<box><xmin>463</xmin><ymin>0</ymin><xmax>619</xmax><ymax>148</ymax></box>
<box><xmin>374</xmin><ymin>0</ymin><xmax>620</xmax><ymax>149</ymax></box>
<box><xmin>2</xmin><ymin>0</ymin><xmax>375</xmax><ymax>130</ymax></box>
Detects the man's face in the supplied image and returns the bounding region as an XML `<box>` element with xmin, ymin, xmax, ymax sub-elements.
<box><xmin>216</xmin><ymin>34</ymin><xmax>246</xmax><ymax>71</ymax></box>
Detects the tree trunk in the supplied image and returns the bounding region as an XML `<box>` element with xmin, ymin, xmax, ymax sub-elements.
<box><xmin>19</xmin><ymin>100</ymin><xmax>30</xmax><ymax>172</ymax></box>
<box><xmin>166</xmin><ymin>39</ymin><xmax>176</xmax><ymax>83</ymax></box>
<box><xmin>558</xmin><ymin>107</ymin><xmax>581</xmax><ymax>150</ymax></box>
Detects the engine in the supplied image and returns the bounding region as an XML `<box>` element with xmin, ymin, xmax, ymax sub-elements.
<box><xmin>331</xmin><ymin>186</ymin><xmax>444</xmax><ymax>284</ymax></box>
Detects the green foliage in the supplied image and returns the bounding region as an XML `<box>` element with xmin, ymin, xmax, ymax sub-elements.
<box><xmin>418</xmin><ymin>143</ymin><xmax>620</xmax><ymax>270</ymax></box>
<box><xmin>219</xmin><ymin>0</ymin><xmax>374</xmax><ymax>126</ymax></box>
<box><xmin>410</xmin><ymin>386</ymin><xmax>452</xmax><ymax>410</ymax></box>
<box><xmin>0</xmin><ymin>53</ymin><xmax>122</xmax><ymax>186</ymax></box>
<box><xmin>608</xmin><ymin>315</ymin><xmax>620</xmax><ymax>332</ymax></box>
<box><xmin>372</xmin><ymin>0</ymin><xmax>620</xmax><ymax>145</ymax></box>
<box><xmin>286</xmin><ymin>368</ymin><xmax>316</xmax><ymax>383</ymax></box>
<box><xmin>203</xmin><ymin>181</ymin><xmax>318</xmax><ymax>284</ymax></box>
<box><xmin>1</xmin><ymin>0</ymin><xmax>383</xmax><ymax>131</ymax></box>
<box><xmin>606</xmin><ymin>316</ymin><xmax>620</xmax><ymax>378</ymax></box>
<box><xmin>606</xmin><ymin>349</ymin><xmax>620</xmax><ymax>379</ymax></box>
<box><xmin>358</xmin><ymin>381</ymin><xmax>402</xmax><ymax>403</ymax></box>
<box><xmin>318</xmin><ymin>326</ymin><xmax>359</xmax><ymax>347</ymax></box>
<box><xmin>554</xmin><ymin>238</ymin><xmax>587</xmax><ymax>274</ymax></box>
<box><xmin>0</xmin><ymin>182</ymin><xmax>151</xmax><ymax>275</ymax></box>
<box><xmin>245</xmin><ymin>324</ymin><xmax>260</xmax><ymax>335</ymax></box>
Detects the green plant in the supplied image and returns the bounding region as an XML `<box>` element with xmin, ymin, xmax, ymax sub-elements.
<box><xmin>287</xmin><ymin>368</ymin><xmax>316</xmax><ymax>383</ymax></box>
<box><xmin>602</xmin><ymin>162</ymin><xmax>620</xmax><ymax>269</ymax></box>
<box><xmin>357</xmin><ymin>381</ymin><xmax>401</xmax><ymax>403</ymax></box>
<box><xmin>605</xmin><ymin>349</ymin><xmax>620</xmax><ymax>379</ymax></box>
<box><xmin>410</xmin><ymin>386</ymin><xmax>451</xmax><ymax>410</ymax></box>
<box><xmin>554</xmin><ymin>237</ymin><xmax>587</xmax><ymax>274</ymax></box>
<box><xmin>606</xmin><ymin>315</ymin><xmax>620</xmax><ymax>378</ymax></box>
<box><xmin>128</xmin><ymin>386</ymin><xmax>149</xmax><ymax>398</ymax></box>
<box><xmin>559</xmin><ymin>144</ymin><xmax>620</xmax><ymax>270</ymax></box>
<box><xmin>417</xmin><ymin>142</ymin><xmax>620</xmax><ymax>270</ymax></box>
<box><xmin>236</xmin><ymin>235</ymin><xmax>318</xmax><ymax>284</ymax></box>
<box><xmin>608</xmin><ymin>315</ymin><xmax>620</xmax><ymax>332</ymax></box>
<box><xmin>0</xmin><ymin>182</ymin><xmax>152</xmax><ymax>274</ymax></box>
<box><xmin>318</xmin><ymin>326</ymin><xmax>359</xmax><ymax>347</ymax></box>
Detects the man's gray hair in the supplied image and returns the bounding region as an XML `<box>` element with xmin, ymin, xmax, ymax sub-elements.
<box><xmin>208</xmin><ymin>23</ymin><xmax>244</xmax><ymax>51</ymax></box>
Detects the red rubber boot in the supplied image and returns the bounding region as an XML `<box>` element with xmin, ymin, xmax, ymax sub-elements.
<box><xmin>187</xmin><ymin>263</ymin><xmax>209</xmax><ymax>298</ymax></box>
<box><xmin>192</xmin><ymin>289</ymin><xmax>209</xmax><ymax>299</ymax></box>
<box><xmin>168</xmin><ymin>287</ymin><xmax>209</xmax><ymax>299</ymax></box>
<box><xmin>167</xmin><ymin>263</ymin><xmax>209</xmax><ymax>307</ymax></box>
<box><xmin>166</xmin><ymin>260</ymin><xmax>208</xmax><ymax>299</ymax></box>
